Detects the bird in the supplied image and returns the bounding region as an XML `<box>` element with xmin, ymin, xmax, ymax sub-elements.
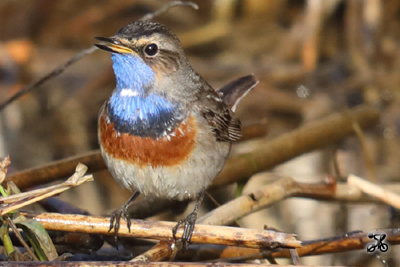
<box><xmin>95</xmin><ymin>20</ymin><xmax>257</xmax><ymax>250</ymax></box>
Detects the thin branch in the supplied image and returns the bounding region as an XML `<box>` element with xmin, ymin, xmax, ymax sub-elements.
<box><xmin>0</xmin><ymin>46</ymin><xmax>98</xmax><ymax>112</ymax></box>
<box><xmin>198</xmin><ymin>177</ymin><xmax>300</xmax><ymax>225</ymax></box>
<box><xmin>347</xmin><ymin>174</ymin><xmax>400</xmax><ymax>209</ymax></box>
<box><xmin>273</xmin><ymin>228</ymin><xmax>400</xmax><ymax>258</ymax></box>
<box><xmin>352</xmin><ymin>121</ymin><xmax>376</xmax><ymax>182</ymax></box>
<box><xmin>176</xmin><ymin>229</ymin><xmax>400</xmax><ymax>261</ymax></box>
<box><xmin>5</xmin><ymin>217</ymin><xmax>39</xmax><ymax>261</ymax></box>
<box><xmin>3</xmin><ymin>151</ymin><xmax>103</xmax><ymax>190</ymax></box>
<box><xmin>22</xmin><ymin>212</ymin><xmax>301</xmax><ymax>249</ymax></box>
<box><xmin>130</xmin><ymin>240</ymin><xmax>176</xmax><ymax>262</ymax></box>
<box><xmin>140</xmin><ymin>1</ymin><xmax>198</xmax><ymax>21</ymax></box>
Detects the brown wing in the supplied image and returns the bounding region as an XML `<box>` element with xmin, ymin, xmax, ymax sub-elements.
<box><xmin>194</xmin><ymin>79</ymin><xmax>242</xmax><ymax>143</ymax></box>
<box><xmin>200</xmin><ymin>105</ymin><xmax>242</xmax><ymax>142</ymax></box>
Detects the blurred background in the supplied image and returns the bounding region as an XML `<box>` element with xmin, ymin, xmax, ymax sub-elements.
<box><xmin>0</xmin><ymin>0</ymin><xmax>399</xmax><ymax>265</ymax></box>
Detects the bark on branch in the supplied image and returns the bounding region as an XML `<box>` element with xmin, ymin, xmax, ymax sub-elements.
<box><xmin>22</xmin><ymin>212</ymin><xmax>301</xmax><ymax>249</ymax></box>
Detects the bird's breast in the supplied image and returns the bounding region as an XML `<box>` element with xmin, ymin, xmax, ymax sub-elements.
<box><xmin>98</xmin><ymin>112</ymin><xmax>197</xmax><ymax>168</ymax></box>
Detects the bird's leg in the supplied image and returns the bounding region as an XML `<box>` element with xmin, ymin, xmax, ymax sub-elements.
<box><xmin>109</xmin><ymin>191</ymin><xmax>140</xmax><ymax>244</ymax></box>
<box><xmin>172</xmin><ymin>190</ymin><xmax>205</xmax><ymax>252</ymax></box>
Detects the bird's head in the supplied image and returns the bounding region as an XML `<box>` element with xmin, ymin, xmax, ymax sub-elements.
<box><xmin>95</xmin><ymin>21</ymin><xmax>187</xmax><ymax>93</ymax></box>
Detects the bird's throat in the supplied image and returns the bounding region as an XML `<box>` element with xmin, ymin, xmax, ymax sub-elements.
<box><xmin>109</xmin><ymin>91</ymin><xmax>183</xmax><ymax>138</ymax></box>
<box><xmin>108</xmin><ymin>53</ymin><xmax>184</xmax><ymax>138</ymax></box>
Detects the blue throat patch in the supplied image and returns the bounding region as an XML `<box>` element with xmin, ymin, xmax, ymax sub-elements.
<box><xmin>108</xmin><ymin>53</ymin><xmax>182</xmax><ymax>138</ymax></box>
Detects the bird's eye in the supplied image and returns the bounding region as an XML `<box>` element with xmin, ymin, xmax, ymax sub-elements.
<box><xmin>144</xmin><ymin>43</ymin><xmax>158</xmax><ymax>56</ymax></box>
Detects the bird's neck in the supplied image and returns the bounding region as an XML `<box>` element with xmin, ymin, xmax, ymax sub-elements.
<box><xmin>108</xmin><ymin>54</ymin><xmax>183</xmax><ymax>138</ymax></box>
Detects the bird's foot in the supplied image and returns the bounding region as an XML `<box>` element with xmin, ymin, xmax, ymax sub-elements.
<box><xmin>172</xmin><ymin>211</ymin><xmax>197</xmax><ymax>252</ymax></box>
<box><xmin>109</xmin><ymin>205</ymin><xmax>131</xmax><ymax>245</ymax></box>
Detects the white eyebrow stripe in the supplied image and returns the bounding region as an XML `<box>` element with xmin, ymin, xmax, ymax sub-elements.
<box><xmin>120</xmin><ymin>89</ymin><xmax>139</xmax><ymax>97</ymax></box>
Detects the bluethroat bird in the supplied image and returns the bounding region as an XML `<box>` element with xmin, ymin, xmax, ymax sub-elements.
<box><xmin>95</xmin><ymin>20</ymin><xmax>257</xmax><ymax>250</ymax></box>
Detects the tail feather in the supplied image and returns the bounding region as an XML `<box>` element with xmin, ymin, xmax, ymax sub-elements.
<box><xmin>217</xmin><ymin>75</ymin><xmax>259</xmax><ymax>112</ymax></box>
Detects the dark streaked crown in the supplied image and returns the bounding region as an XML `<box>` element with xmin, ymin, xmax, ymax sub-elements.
<box><xmin>114</xmin><ymin>21</ymin><xmax>179</xmax><ymax>41</ymax></box>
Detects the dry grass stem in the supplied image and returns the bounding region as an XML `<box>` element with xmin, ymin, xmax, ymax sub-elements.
<box><xmin>0</xmin><ymin>164</ymin><xmax>93</xmax><ymax>216</ymax></box>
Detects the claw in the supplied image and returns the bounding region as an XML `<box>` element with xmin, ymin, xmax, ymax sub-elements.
<box><xmin>172</xmin><ymin>211</ymin><xmax>197</xmax><ymax>252</ymax></box>
<box><xmin>108</xmin><ymin>191</ymin><xmax>139</xmax><ymax>247</ymax></box>
<box><xmin>109</xmin><ymin>206</ymin><xmax>129</xmax><ymax>246</ymax></box>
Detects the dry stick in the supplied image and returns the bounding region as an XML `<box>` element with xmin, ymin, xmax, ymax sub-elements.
<box><xmin>130</xmin><ymin>240</ymin><xmax>176</xmax><ymax>263</ymax></box>
<box><xmin>198</xmin><ymin>177</ymin><xmax>302</xmax><ymax>225</ymax></box>
<box><xmin>347</xmin><ymin>174</ymin><xmax>400</xmax><ymax>209</ymax></box>
<box><xmin>0</xmin><ymin>1</ymin><xmax>198</xmax><ymax>112</ymax></box>
<box><xmin>199</xmin><ymin>174</ymin><xmax>382</xmax><ymax>226</ymax></box>
<box><xmin>5</xmin><ymin>105</ymin><xmax>379</xmax><ymax>191</ymax></box>
<box><xmin>274</xmin><ymin>228</ymin><xmax>400</xmax><ymax>258</ymax></box>
<box><xmin>178</xmin><ymin>229</ymin><xmax>400</xmax><ymax>261</ymax></box>
<box><xmin>0</xmin><ymin>262</ymin><xmax>352</xmax><ymax>267</ymax></box>
<box><xmin>4</xmin><ymin>150</ymin><xmax>103</xmax><ymax>190</ymax></box>
<box><xmin>21</xmin><ymin>212</ymin><xmax>300</xmax><ymax>249</ymax></box>
<box><xmin>0</xmin><ymin>164</ymin><xmax>93</xmax><ymax>216</ymax></box>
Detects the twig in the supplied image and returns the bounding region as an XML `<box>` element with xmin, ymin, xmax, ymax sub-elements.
<box><xmin>0</xmin><ymin>164</ymin><xmax>93</xmax><ymax>215</ymax></box>
<box><xmin>5</xmin><ymin>106</ymin><xmax>380</xmax><ymax>191</ymax></box>
<box><xmin>176</xmin><ymin>229</ymin><xmax>400</xmax><ymax>261</ymax></box>
<box><xmin>198</xmin><ymin>177</ymin><xmax>300</xmax><ymax>225</ymax></box>
<box><xmin>347</xmin><ymin>174</ymin><xmax>400</xmax><ymax>209</ymax></box>
<box><xmin>130</xmin><ymin>240</ymin><xmax>176</xmax><ymax>262</ymax></box>
<box><xmin>22</xmin><ymin>212</ymin><xmax>301</xmax><ymax>249</ymax></box>
<box><xmin>352</xmin><ymin>122</ymin><xmax>376</xmax><ymax>182</ymax></box>
<box><xmin>140</xmin><ymin>1</ymin><xmax>198</xmax><ymax>21</ymax></box>
<box><xmin>5</xmin><ymin>217</ymin><xmax>39</xmax><ymax>261</ymax></box>
<box><xmin>4</xmin><ymin>151</ymin><xmax>103</xmax><ymax>190</ymax></box>
<box><xmin>0</xmin><ymin>46</ymin><xmax>98</xmax><ymax>112</ymax></box>
<box><xmin>273</xmin><ymin>228</ymin><xmax>400</xmax><ymax>258</ymax></box>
